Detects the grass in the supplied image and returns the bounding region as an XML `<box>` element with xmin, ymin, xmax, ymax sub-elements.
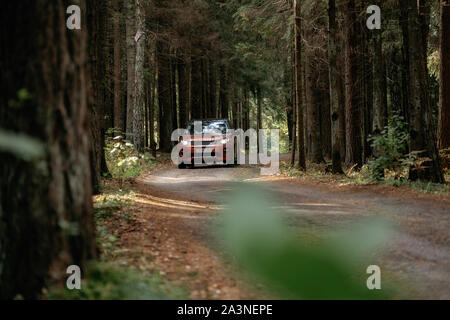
<box><xmin>47</xmin><ymin>262</ymin><xmax>187</xmax><ymax>300</ymax></box>
<box><xmin>280</xmin><ymin>162</ymin><xmax>329</xmax><ymax>179</ymax></box>
<box><xmin>381</xmin><ymin>179</ymin><xmax>450</xmax><ymax>194</ymax></box>
<box><xmin>280</xmin><ymin>161</ymin><xmax>450</xmax><ymax>195</ymax></box>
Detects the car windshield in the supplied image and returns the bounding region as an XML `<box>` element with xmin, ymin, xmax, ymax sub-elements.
<box><xmin>187</xmin><ymin>120</ymin><xmax>230</xmax><ymax>135</ymax></box>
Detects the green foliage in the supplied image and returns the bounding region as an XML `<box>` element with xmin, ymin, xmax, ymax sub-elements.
<box><xmin>105</xmin><ymin>129</ymin><xmax>155</xmax><ymax>183</ymax></box>
<box><xmin>17</xmin><ymin>88</ymin><xmax>33</xmax><ymax>101</ymax></box>
<box><xmin>8</xmin><ymin>88</ymin><xmax>33</xmax><ymax>108</ymax></box>
<box><xmin>382</xmin><ymin>179</ymin><xmax>449</xmax><ymax>194</ymax></box>
<box><xmin>218</xmin><ymin>185</ymin><xmax>393</xmax><ymax>299</ymax></box>
<box><xmin>279</xmin><ymin>162</ymin><xmax>305</xmax><ymax>177</ymax></box>
<box><xmin>0</xmin><ymin>129</ymin><xmax>45</xmax><ymax>160</ymax></box>
<box><xmin>366</xmin><ymin>113</ymin><xmax>409</xmax><ymax>180</ymax></box>
<box><xmin>428</xmin><ymin>50</ymin><xmax>440</xmax><ymax>80</ymax></box>
<box><xmin>47</xmin><ymin>262</ymin><xmax>187</xmax><ymax>300</ymax></box>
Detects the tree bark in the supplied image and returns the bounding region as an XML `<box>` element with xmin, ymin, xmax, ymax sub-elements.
<box><xmin>87</xmin><ymin>0</ymin><xmax>110</xmax><ymax>193</ymax></box>
<box><xmin>372</xmin><ymin>27</ymin><xmax>387</xmax><ymax>133</ymax></box>
<box><xmin>439</xmin><ymin>1</ymin><xmax>450</xmax><ymax>149</ymax></box>
<box><xmin>294</xmin><ymin>0</ymin><xmax>306</xmax><ymax>169</ymax></box>
<box><xmin>113</xmin><ymin>0</ymin><xmax>123</xmax><ymax>135</ymax></box>
<box><xmin>362</xmin><ymin>23</ymin><xmax>373</xmax><ymax>161</ymax></box>
<box><xmin>404</xmin><ymin>0</ymin><xmax>444</xmax><ymax>182</ymax></box>
<box><xmin>133</xmin><ymin>0</ymin><xmax>146</xmax><ymax>152</ymax></box>
<box><xmin>149</xmin><ymin>46</ymin><xmax>157</xmax><ymax>156</ymax></box>
<box><xmin>305</xmin><ymin>57</ymin><xmax>325</xmax><ymax>164</ymax></box>
<box><xmin>0</xmin><ymin>0</ymin><xmax>97</xmax><ymax>299</ymax></box>
<box><xmin>344</xmin><ymin>0</ymin><xmax>363</xmax><ymax>167</ymax></box>
<box><xmin>305</xmin><ymin>1</ymin><xmax>325</xmax><ymax>164</ymax></box>
<box><xmin>328</xmin><ymin>0</ymin><xmax>344</xmax><ymax>173</ymax></box>
<box><xmin>290</xmin><ymin>51</ymin><xmax>297</xmax><ymax>166</ymax></box>
<box><xmin>400</xmin><ymin>1</ymin><xmax>411</xmax><ymax>126</ymax></box>
<box><xmin>285</xmin><ymin>65</ymin><xmax>294</xmax><ymax>146</ymax></box>
<box><xmin>336</xmin><ymin>38</ymin><xmax>347</xmax><ymax>161</ymax></box>
<box><xmin>126</xmin><ymin>0</ymin><xmax>136</xmax><ymax>139</ymax></box>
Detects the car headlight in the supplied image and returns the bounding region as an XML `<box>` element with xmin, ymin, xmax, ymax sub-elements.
<box><xmin>181</xmin><ymin>140</ymin><xmax>189</xmax><ymax>146</ymax></box>
<box><xmin>220</xmin><ymin>138</ymin><xmax>230</xmax><ymax>144</ymax></box>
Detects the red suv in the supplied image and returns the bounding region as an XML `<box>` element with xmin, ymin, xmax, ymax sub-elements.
<box><xmin>178</xmin><ymin>119</ymin><xmax>232</xmax><ymax>169</ymax></box>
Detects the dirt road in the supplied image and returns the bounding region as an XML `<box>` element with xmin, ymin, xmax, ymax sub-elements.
<box><xmin>136</xmin><ymin>163</ymin><xmax>450</xmax><ymax>299</ymax></box>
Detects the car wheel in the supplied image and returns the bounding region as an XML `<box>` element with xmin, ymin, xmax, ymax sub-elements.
<box><xmin>178</xmin><ymin>163</ymin><xmax>186</xmax><ymax>169</ymax></box>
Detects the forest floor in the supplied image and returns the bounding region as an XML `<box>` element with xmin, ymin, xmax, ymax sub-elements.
<box><xmin>95</xmin><ymin>154</ymin><xmax>450</xmax><ymax>300</ymax></box>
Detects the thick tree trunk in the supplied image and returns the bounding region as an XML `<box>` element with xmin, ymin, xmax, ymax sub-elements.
<box><xmin>104</xmin><ymin>15</ymin><xmax>114</xmax><ymax>131</ymax></box>
<box><xmin>336</xmin><ymin>43</ymin><xmax>347</xmax><ymax>161</ymax></box>
<box><xmin>286</xmin><ymin>66</ymin><xmax>294</xmax><ymax>146</ymax></box>
<box><xmin>362</xmin><ymin>24</ymin><xmax>373</xmax><ymax>161</ymax></box>
<box><xmin>328</xmin><ymin>0</ymin><xmax>343</xmax><ymax>173</ymax></box>
<box><xmin>134</xmin><ymin>0</ymin><xmax>146</xmax><ymax>152</ymax></box>
<box><xmin>439</xmin><ymin>1</ymin><xmax>450</xmax><ymax>149</ymax></box>
<box><xmin>344</xmin><ymin>0</ymin><xmax>363</xmax><ymax>167</ymax></box>
<box><xmin>125</xmin><ymin>0</ymin><xmax>136</xmax><ymax>139</ymax></box>
<box><xmin>144</xmin><ymin>37</ymin><xmax>152</xmax><ymax>149</ymax></box>
<box><xmin>400</xmin><ymin>1</ymin><xmax>411</xmax><ymax>126</ymax></box>
<box><xmin>294</xmin><ymin>0</ymin><xmax>306</xmax><ymax>169</ymax></box>
<box><xmin>87</xmin><ymin>0</ymin><xmax>109</xmax><ymax>193</ymax></box>
<box><xmin>305</xmin><ymin>57</ymin><xmax>325</xmax><ymax>164</ymax></box>
<box><xmin>388</xmin><ymin>49</ymin><xmax>403</xmax><ymax>116</ymax></box>
<box><xmin>149</xmin><ymin>46</ymin><xmax>157</xmax><ymax>156</ymax></box>
<box><xmin>291</xmin><ymin>51</ymin><xmax>297</xmax><ymax>166</ymax></box>
<box><xmin>305</xmin><ymin>1</ymin><xmax>325</xmax><ymax>164</ymax></box>
<box><xmin>0</xmin><ymin>0</ymin><xmax>97</xmax><ymax>299</ymax></box>
<box><xmin>321</xmin><ymin>75</ymin><xmax>332</xmax><ymax>160</ymax></box>
<box><xmin>372</xmin><ymin>28</ymin><xmax>387</xmax><ymax>133</ymax></box>
<box><xmin>405</xmin><ymin>0</ymin><xmax>444</xmax><ymax>182</ymax></box>
<box><xmin>113</xmin><ymin>0</ymin><xmax>123</xmax><ymax>135</ymax></box>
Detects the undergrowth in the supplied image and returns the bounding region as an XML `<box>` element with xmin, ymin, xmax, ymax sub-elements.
<box><xmin>280</xmin><ymin>162</ymin><xmax>450</xmax><ymax>195</ymax></box>
<box><xmin>105</xmin><ymin>129</ymin><xmax>157</xmax><ymax>186</ymax></box>
<box><xmin>47</xmin><ymin>262</ymin><xmax>187</xmax><ymax>300</ymax></box>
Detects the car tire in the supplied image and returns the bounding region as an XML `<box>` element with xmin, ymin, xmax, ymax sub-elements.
<box><xmin>178</xmin><ymin>163</ymin><xmax>187</xmax><ymax>169</ymax></box>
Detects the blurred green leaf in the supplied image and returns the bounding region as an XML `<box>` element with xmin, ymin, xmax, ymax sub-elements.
<box><xmin>17</xmin><ymin>88</ymin><xmax>32</xmax><ymax>101</ymax></box>
<box><xmin>218</xmin><ymin>185</ymin><xmax>392</xmax><ymax>300</ymax></box>
<box><xmin>0</xmin><ymin>129</ymin><xmax>45</xmax><ymax>160</ymax></box>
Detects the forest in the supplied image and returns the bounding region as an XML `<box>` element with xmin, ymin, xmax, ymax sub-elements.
<box><xmin>0</xmin><ymin>0</ymin><xmax>449</xmax><ymax>301</ymax></box>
